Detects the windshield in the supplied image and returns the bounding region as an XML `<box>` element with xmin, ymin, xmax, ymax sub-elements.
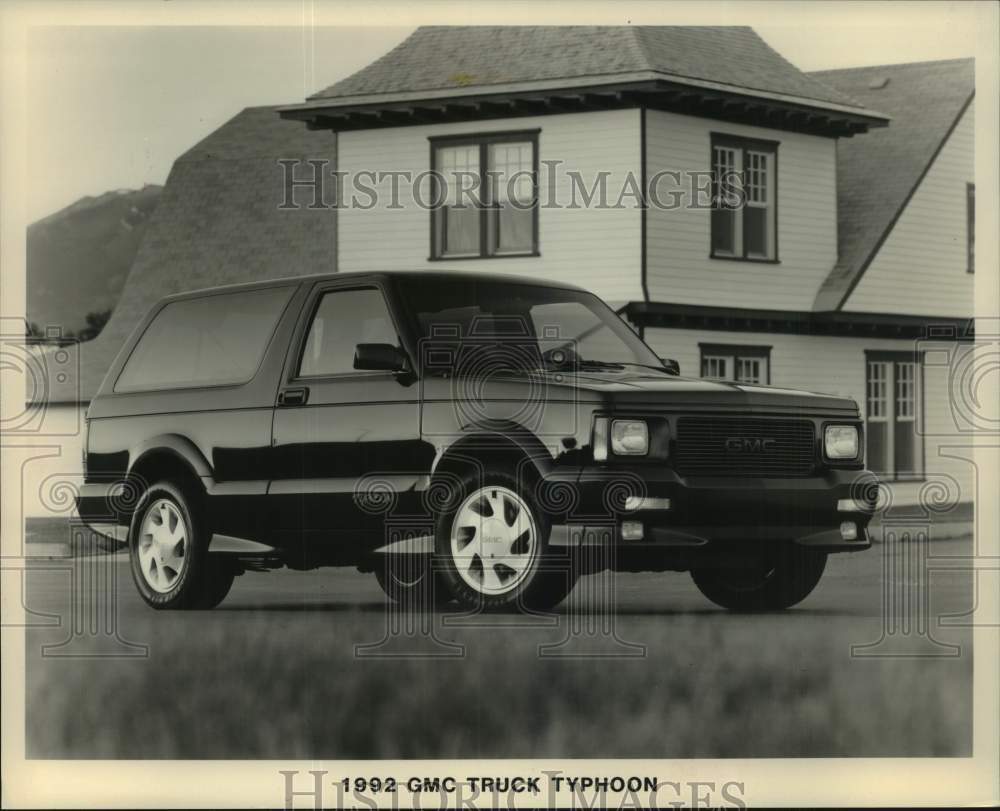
<box><xmin>397</xmin><ymin>278</ymin><xmax>664</xmax><ymax>376</ymax></box>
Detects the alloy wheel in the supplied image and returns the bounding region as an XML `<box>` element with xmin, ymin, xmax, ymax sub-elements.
<box><xmin>449</xmin><ymin>485</ymin><xmax>538</xmax><ymax>595</ymax></box>
<box><xmin>137</xmin><ymin>498</ymin><xmax>188</xmax><ymax>593</ymax></box>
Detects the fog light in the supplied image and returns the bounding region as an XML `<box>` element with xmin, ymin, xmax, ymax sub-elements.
<box><xmin>624</xmin><ymin>496</ymin><xmax>672</xmax><ymax>511</ymax></box>
<box><xmin>840</xmin><ymin>521</ymin><xmax>858</xmax><ymax>541</ymax></box>
<box><xmin>621</xmin><ymin>521</ymin><xmax>644</xmax><ymax>541</ymax></box>
<box><xmin>838</xmin><ymin>498</ymin><xmax>873</xmax><ymax>513</ymax></box>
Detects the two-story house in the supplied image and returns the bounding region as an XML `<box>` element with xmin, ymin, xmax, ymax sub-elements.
<box><xmin>278</xmin><ymin>27</ymin><xmax>975</xmax><ymax>506</ymax></box>
<box><xmin>32</xmin><ymin>27</ymin><xmax>975</xmax><ymax>514</ymax></box>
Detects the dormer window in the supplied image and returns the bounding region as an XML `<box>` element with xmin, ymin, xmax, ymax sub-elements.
<box><xmin>711</xmin><ymin>134</ymin><xmax>779</xmax><ymax>262</ymax></box>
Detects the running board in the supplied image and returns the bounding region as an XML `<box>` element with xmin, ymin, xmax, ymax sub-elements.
<box><xmin>79</xmin><ymin>525</ymin><xmax>276</xmax><ymax>555</ymax></box>
<box><xmin>373</xmin><ymin>535</ymin><xmax>434</xmax><ymax>555</ymax></box>
<box><xmin>208</xmin><ymin>535</ymin><xmax>277</xmax><ymax>554</ymax></box>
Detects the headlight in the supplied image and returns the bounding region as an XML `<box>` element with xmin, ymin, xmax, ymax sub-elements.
<box><xmin>824</xmin><ymin>425</ymin><xmax>859</xmax><ymax>460</ymax></box>
<box><xmin>611</xmin><ymin>420</ymin><xmax>649</xmax><ymax>455</ymax></box>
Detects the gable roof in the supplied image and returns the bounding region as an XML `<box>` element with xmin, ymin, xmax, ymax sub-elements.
<box><xmin>40</xmin><ymin>105</ymin><xmax>337</xmax><ymax>403</ymax></box>
<box><xmin>810</xmin><ymin>58</ymin><xmax>975</xmax><ymax>311</ymax></box>
<box><xmin>309</xmin><ymin>26</ymin><xmax>863</xmax><ymax>111</ymax></box>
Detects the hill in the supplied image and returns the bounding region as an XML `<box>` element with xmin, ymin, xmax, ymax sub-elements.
<box><xmin>27</xmin><ymin>185</ymin><xmax>162</xmax><ymax>340</ymax></box>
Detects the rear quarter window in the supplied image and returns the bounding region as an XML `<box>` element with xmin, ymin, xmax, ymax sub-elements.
<box><xmin>115</xmin><ymin>286</ymin><xmax>293</xmax><ymax>393</ymax></box>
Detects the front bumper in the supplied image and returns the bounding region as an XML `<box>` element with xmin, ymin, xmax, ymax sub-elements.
<box><xmin>561</xmin><ymin>465</ymin><xmax>877</xmax><ymax>553</ymax></box>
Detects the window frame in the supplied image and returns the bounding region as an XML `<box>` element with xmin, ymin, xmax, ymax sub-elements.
<box><xmin>289</xmin><ymin>282</ymin><xmax>409</xmax><ymax>383</ymax></box>
<box><xmin>698</xmin><ymin>343</ymin><xmax>772</xmax><ymax>384</ymax></box>
<box><xmin>428</xmin><ymin>129</ymin><xmax>540</xmax><ymax>261</ymax></box>
<box><xmin>863</xmin><ymin>350</ymin><xmax>926</xmax><ymax>482</ymax></box>
<box><xmin>709</xmin><ymin>133</ymin><xmax>780</xmax><ymax>264</ymax></box>
<box><xmin>967</xmin><ymin>182</ymin><xmax>975</xmax><ymax>273</ymax></box>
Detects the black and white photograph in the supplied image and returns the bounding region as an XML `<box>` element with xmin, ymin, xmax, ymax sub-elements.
<box><xmin>1</xmin><ymin>1</ymin><xmax>997</xmax><ymax>808</ymax></box>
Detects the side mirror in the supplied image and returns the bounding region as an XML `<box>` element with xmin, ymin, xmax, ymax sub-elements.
<box><xmin>660</xmin><ymin>357</ymin><xmax>681</xmax><ymax>376</ymax></box>
<box><xmin>354</xmin><ymin>343</ymin><xmax>408</xmax><ymax>372</ymax></box>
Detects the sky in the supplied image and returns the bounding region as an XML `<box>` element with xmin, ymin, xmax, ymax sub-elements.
<box><xmin>25</xmin><ymin>15</ymin><xmax>979</xmax><ymax>222</ymax></box>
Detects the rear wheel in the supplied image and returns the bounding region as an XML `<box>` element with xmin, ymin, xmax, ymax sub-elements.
<box><xmin>374</xmin><ymin>554</ymin><xmax>451</xmax><ymax>607</ymax></box>
<box><xmin>691</xmin><ymin>548</ymin><xmax>827</xmax><ymax>611</ymax></box>
<box><xmin>128</xmin><ymin>480</ymin><xmax>235</xmax><ymax>610</ymax></box>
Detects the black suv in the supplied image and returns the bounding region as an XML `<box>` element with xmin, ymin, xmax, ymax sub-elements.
<box><xmin>76</xmin><ymin>271</ymin><xmax>876</xmax><ymax>611</ymax></box>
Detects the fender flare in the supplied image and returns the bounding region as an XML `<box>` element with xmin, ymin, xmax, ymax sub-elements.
<box><xmin>430</xmin><ymin>420</ymin><xmax>557</xmax><ymax>480</ymax></box>
<box><xmin>127</xmin><ymin>434</ymin><xmax>213</xmax><ymax>483</ymax></box>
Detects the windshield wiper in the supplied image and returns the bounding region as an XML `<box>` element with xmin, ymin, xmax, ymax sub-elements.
<box><xmin>575</xmin><ymin>359</ymin><xmax>626</xmax><ymax>370</ymax></box>
<box><xmin>539</xmin><ymin>358</ymin><xmax>625</xmax><ymax>372</ymax></box>
<box><xmin>582</xmin><ymin>360</ymin><xmax>674</xmax><ymax>375</ymax></box>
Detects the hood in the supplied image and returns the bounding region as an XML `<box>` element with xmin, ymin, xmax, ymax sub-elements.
<box><xmin>562</xmin><ymin>370</ymin><xmax>858</xmax><ymax>415</ymax></box>
<box><xmin>423</xmin><ymin>369</ymin><xmax>860</xmax><ymax>417</ymax></box>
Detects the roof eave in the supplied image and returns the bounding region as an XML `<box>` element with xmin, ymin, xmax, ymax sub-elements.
<box><xmin>280</xmin><ymin>74</ymin><xmax>888</xmax><ymax>138</ymax></box>
<box><xmin>627</xmin><ymin>301</ymin><xmax>974</xmax><ymax>340</ymax></box>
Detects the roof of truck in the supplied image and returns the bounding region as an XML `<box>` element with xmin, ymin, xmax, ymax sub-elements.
<box><xmin>159</xmin><ymin>269</ymin><xmax>591</xmax><ymax>303</ymax></box>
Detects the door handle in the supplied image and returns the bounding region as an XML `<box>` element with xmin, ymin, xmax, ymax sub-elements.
<box><xmin>278</xmin><ymin>387</ymin><xmax>309</xmax><ymax>406</ymax></box>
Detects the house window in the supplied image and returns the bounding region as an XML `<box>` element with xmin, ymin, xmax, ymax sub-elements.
<box><xmin>699</xmin><ymin>344</ymin><xmax>771</xmax><ymax>384</ymax></box>
<box><xmin>967</xmin><ymin>183</ymin><xmax>974</xmax><ymax>273</ymax></box>
<box><xmin>711</xmin><ymin>134</ymin><xmax>778</xmax><ymax>262</ymax></box>
<box><xmin>865</xmin><ymin>352</ymin><xmax>924</xmax><ymax>480</ymax></box>
<box><xmin>430</xmin><ymin>130</ymin><xmax>539</xmax><ymax>259</ymax></box>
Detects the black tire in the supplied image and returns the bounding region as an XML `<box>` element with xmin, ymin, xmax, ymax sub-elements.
<box><xmin>521</xmin><ymin>550</ymin><xmax>581</xmax><ymax>611</ymax></box>
<box><xmin>192</xmin><ymin>557</ymin><xmax>237</xmax><ymax>609</ymax></box>
<box><xmin>374</xmin><ymin>554</ymin><xmax>452</xmax><ymax>608</ymax></box>
<box><xmin>691</xmin><ymin>548</ymin><xmax>828</xmax><ymax>611</ymax></box>
<box><xmin>435</xmin><ymin>467</ymin><xmax>554</xmax><ymax>612</ymax></box>
<box><xmin>128</xmin><ymin>480</ymin><xmax>228</xmax><ymax>610</ymax></box>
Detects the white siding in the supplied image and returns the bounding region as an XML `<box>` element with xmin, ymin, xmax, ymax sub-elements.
<box><xmin>338</xmin><ymin>109</ymin><xmax>643</xmax><ymax>304</ymax></box>
<box><xmin>845</xmin><ymin>100</ymin><xmax>974</xmax><ymax>316</ymax></box>
<box><xmin>644</xmin><ymin>326</ymin><xmax>975</xmax><ymax>507</ymax></box>
<box><xmin>645</xmin><ymin>109</ymin><xmax>838</xmax><ymax>311</ymax></box>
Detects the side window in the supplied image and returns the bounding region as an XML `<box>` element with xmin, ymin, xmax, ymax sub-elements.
<box><xmin>115</xmin><ymin>287</ymin><xmax>292</xmax><ymax>393</ymax></box>
<box><xmin>298</xmin><ymin>287</ymin><xmax>399</xmax><ymax>377</ymax></box>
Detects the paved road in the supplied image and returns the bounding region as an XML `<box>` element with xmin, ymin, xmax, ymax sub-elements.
<box><xmin>22</xmin><ymin>531</ymin><xmax>975</xmax><ymax>759</ymax></box>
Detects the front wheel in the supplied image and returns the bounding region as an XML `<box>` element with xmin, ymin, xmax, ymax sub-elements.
<box><xmin>691</xmin><ymin>548</ymin><xmax>827</xmax><ymax>611</ymax></box>
<box><xmin>435</xmin><ymin>469</ymin><xmax>554</xmax><ymax>611</ymax></box>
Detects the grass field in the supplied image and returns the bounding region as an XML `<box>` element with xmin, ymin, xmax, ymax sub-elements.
<box><xmin>24</xmin><ymin>529</ymin><xmax>973</xmax><ymax>759</ymax></box>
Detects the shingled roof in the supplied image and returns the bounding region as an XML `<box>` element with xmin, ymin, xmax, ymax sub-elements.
<box><xmin>810</xmin><ymin>58</ymin><xmax>975</xmax><ymax>311</ymax></box>
<box><xmin>308</xmin><ymin>26</ymin><xmax>863</xmax><ymax>111</ymax></box>
<box><xmin>42</xmin><ymin>106</ymin><xmax>337</xmax><ymax>402</ymax></box>
<box><xmin>282</xmin><ymin>27</ymin><xmax>889</xmax><ymax>137</ymax></box>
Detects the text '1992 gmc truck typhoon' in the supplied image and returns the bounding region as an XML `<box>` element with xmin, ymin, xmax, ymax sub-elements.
<box><xmin>76</xmin><ymin>271</ymin><xmax>876</xmax><ymax>611</ymax></box>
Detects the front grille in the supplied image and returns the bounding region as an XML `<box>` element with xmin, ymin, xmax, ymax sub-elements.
<box><xmin>674</xmin><ymin>416</ymin><xmax>816</xmax><ymax>477</ymax></box>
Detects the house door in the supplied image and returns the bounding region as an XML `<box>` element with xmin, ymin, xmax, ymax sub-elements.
<box><xmin>865</xmin><ymin>352</ymin><xmax>924</xmax><ymax>480</ymax></box>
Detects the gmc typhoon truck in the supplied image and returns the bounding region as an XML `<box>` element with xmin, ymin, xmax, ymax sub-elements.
<box><xmin>76</xmin><ymin>271</ymin><xmax>876</xmax><ymax>611</ymax></box>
